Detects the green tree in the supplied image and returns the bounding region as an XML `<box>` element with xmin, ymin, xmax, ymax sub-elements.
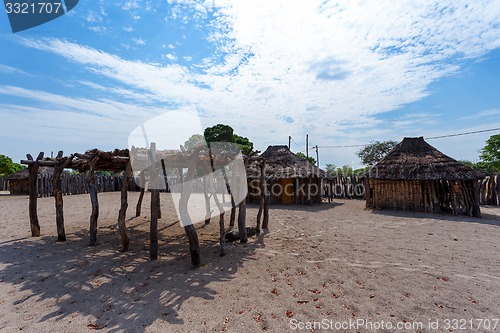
<box><xmin>357</xmin><ymin>140</ymin><xmax>398</xmax><ymax>166</ymax></box>
<box><xmin>325</xmin><ymin>163</ymin><xmax>336</xmax><ymax>174</ymax></box>
<box><xmin>233</xmin><ymin>134</ymin><xmax>253</xmax><ymax>155</ymax></box>
<box><xmin>184</xmin><ymin>134</ymin><xmax>206</xmax><ymax>150</ymax></box>
<box><xmin>479</xmin><ymin>134</ymin><xmax>500</xmax><ymax>172</ymax></box>
<box><xmin>296</xmin><ymin>152</ymin><xmax>316</xmax><ymax>165</ymax></box>
<box><xmin>203</xmin><ymin>124</ymin><xmax>255</xmax><ymax>155</ymax></box>
<box><xmin>203</xmin><ymin>124</ymin><xmax>234</xmax><ymax>146</ymax></box>
<box><xmin>0</xmin><ymin>154</ymin><xmax>25</xmax><ymax>177</ymax></box>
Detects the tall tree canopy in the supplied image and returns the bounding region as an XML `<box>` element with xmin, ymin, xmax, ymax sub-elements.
<box><xmin>356</xmin><ymin>140</ymin><xmax>398</xmax><ymax>166</ymax></box>
<box><xmin>479</xmin><ymin>134</ymin><xmax>500</xmax><ymax>172</ymax></box>
<box><xmin>0</xmin><ymin>154</ymin><xmax>25</xmax><ymax>177</ymax></box>
<box><xmin>203</xmin><ymin>124</ymin><xmax>254</xmax><ymax>155</ymax></box>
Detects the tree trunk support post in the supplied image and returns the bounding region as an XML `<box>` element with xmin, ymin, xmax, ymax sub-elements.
<box><xmin>89</xmin><ymin>156</ymin><xmax>99</xmax><ymax>246</ymax></box>
<box><xmin>53</xmin><ymin>151</ymin><xmax>72</xmax><ymax>241</ymax></box>
<box><xmin>237</xmin><ymin>156</ymin><xmax>248</xmax><ymax>243</ymax></box>
<box><xmin>136</xmin><ymin>171</ymin><xmax>145</xmax><ymax>217</ymax></box>
<box><xmin>117</xmin><ymin>161</ymin><xmax>131</xmax><ymax>251</ymax></box>
<box><xmin>27</xmin><ymin>152</ymin><xmax>44</xmax><ymax>237</ymax></box>
<box><xmin>179</xmin><ymin>147</ymin><xmax>201</xmax><ymax>267</ymax></box>
<box><xmin>149</xmin><ymin>142</ymin><xmax>159</xmax><ymax>260</ymax></box>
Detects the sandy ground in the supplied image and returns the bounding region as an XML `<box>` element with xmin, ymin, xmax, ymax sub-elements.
<box><xmin>0</xmin><ymin>192</ymin><xmax>499</xmax><ymax>333</ymax></box>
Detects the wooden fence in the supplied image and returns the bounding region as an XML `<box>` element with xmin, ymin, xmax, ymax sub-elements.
<box><xmin>324</xmin><ymin>175</ymin><xmax>366</xmax><ymax>200</ymax></box>
<box><xmin>0</xmin><ymin>177</ymin><xmax>7</xmax><ymax>191</ymax></box>
<box><xmin>479</xmin><ymin>174</ymin><xmax>500</xmax><ymax>206</ymax></box>
<box><xmin>34</xmin><ymin>174</ymin><xmax>143</xmax><ymax>197</ymax></box>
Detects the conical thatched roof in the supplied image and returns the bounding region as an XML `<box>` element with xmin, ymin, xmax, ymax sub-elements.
<box><xmin>367</xmin><ymin>137</ymin><xmax>483</xmax><ymax>181</ymax></box>
<box><xmin>247</xmin><ymin>145</ymin><xmax>329</xmax><ymax>179</ymax></box>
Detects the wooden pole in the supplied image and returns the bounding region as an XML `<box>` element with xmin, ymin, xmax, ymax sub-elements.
<box><xmin>179</xmin><ymin>147</ymin><xmax>201</xmax><ymax>267</ymax></box>
<box><xmin>256</xmin><ymin>159</ymin><xmax>265</xmax><ymax>233</ymax></box>
<box><xmin>136</xmin><ymin>171</ymin><xmax>145</xmax><ymax>217</ymax></box>
<box><xmin>28</xmin><ymin>152</ymin><xmax>43</xmax><ymax>237</ymax></box>
<box><xmin>149</xmin><ymin>142</ymin><xmax>159</xmax><ymax>260</ymax></box>
<box><xmin>262</xmin><ymin>170</ymin><xmax>270</xmax><ymax>230</ymax></box>
<box><xmin>89</xmin><ymin>156</ymin><xmax>99</xmax><ymax>246</ymax></box>
<box><xmin>237</xmin><ymin>157</ymin><xmax>248</xmax><ymax>243</ymax></box>
<box><xmin>53</xmin><ymin>151</ymin><xmax>72</xmax><ymax>241</ymax></box>
<box><xmin>208</xmin><ymin>148</ymin><xmax>226</xmax><ymax>256</ymax></box>
<box><xmin>117</xmin><ymin>161</ymin><xmax>131</xmax><ymax>251</ymax></box>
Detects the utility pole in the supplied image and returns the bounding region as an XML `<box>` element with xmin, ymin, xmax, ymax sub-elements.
<box><xmin>288</xmin><ymin>136</ymin><xmax>291</xmax><ymax>149</ymax></box>
<box><xmin>306</xmin><ymin>134</ymin><xmax>309</xmax><ymax>159</ymax></box>
<box><xmin>315</xmin><ymin>145</ymin><xmax>319</xmax><ymax>167</ymax></box>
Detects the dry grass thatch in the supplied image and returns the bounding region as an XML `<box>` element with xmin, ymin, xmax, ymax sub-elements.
<box><xmin>6</xmin><ymin>166</ymin><xmax>56</xmax><ymax>180</ymax></box>
<box><xmin>367</xmin><ymin>137</ymin><xmax>484</xmax><ymax>181</ymax></box>
<box><xmin>247</xmin><ymin>145</ymin><xmax>329</xmax><ymax>180</ymax></box>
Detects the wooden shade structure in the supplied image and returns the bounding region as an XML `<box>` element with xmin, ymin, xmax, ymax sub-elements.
<box><xmin>365</xmin><ymin>137</ymin><xmax>483</xmax><ymax>217</ymax></box>
<box><xmin>19</xmin><ymin>145</ymin><xmax>267</xmax><ymax>266</ymax></box>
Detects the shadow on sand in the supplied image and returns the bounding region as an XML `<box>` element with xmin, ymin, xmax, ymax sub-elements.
<box><xmin>0</xmin><ymin>216</ymin><xmax>267</xmax><ymax>332</ymax></box>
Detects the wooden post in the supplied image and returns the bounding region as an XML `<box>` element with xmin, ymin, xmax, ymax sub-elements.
<box><xmin>262</xmin><ymin>171</ymin><xmax>270</xmax><ymax>230</ymax></box>
<box><xmin>149</xmin><ymin>143</ymin><xmax>159</xmax><ymax>260</ymax></box>
<box><xmin>203</xmin><ymin>175</ymin><xmax>211</xmax><ymax>225</ymax></box>
<box><xmin>136</xmin><ymin>171</ymin><xmax>145</xmax><ymax>217</ymax></box>
<box><xmin>28</xmin><ymin>152</ymin><xmax>43</xmax><ymax>237</ymax></box>
<box><xmin>89</xmin><ymin>156</ymin><xmax>99</xmax><ymax>246</ymax></box>
<box><xmin>208</xmin><ymin>148</ymin><xmax>226</xmax><ymax>256</ymax></box>
<box><xmin>117</xmin><ymin>161</ymin><xmax>131</xmax><ymax>251</ymax></box>
<box><xmin>237</xmin><ymin>157</ymin><xmax>248</xmax><ymax>243</ymax></box>
<box><xmin>179</xmin><ymin>147</ymin><xmax>201</xmax><ymax>267</ymax></box>
<box><xmin>53</xmin><ymin>151</ymin><xmax>72</xmax><ymax>241</ymax></box>
<box><xmin>256</xmin><ymin>159</ymin><xmax>265</xmax><ymax>233</ymax></box>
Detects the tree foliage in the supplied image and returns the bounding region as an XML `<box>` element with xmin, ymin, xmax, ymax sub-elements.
<box><xmin>479</xmin><ymin>134</ymin><xmax>500</xmax><ymax>172</ymax></box>
<box><xmin>0</xmin><ymin>154</ymin><xmax>25</xmax><ymax>177</ymax></box>
<box><xmin>203</xmin><ymin>124</ymin><xmax>234</xmax><ymax>146</ymax></box>
<box><xmin>356</xmin><ymin>140</ymin><xmax>398</xmax><ymax>166</ymax></box>
<box><xmin>201</xmin><ymin>124</ymin><xmax>255</xmax><ymax>155</ymax></box>
<box><xmin>296</xmin><ymin>152</ymin><xmax>316</xmax><ymax>165</ymax></box>
<box><xmin>184</xmin><ymin>134</ymin><xmax>206</xmax><ymax>150</ymax></box>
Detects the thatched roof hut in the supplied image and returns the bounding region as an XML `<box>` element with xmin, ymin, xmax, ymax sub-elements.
<box><xmin>247</xmin><ymin>145</ymin><xmax>330</xmax><ymax>205</ymax></box>
<box><xmin>7</xmin><ymin>166</ymin><xmax>58</xmax><ymax>195</ymax></box>
<box><xmin>365</xmin><ymin>137</ymin><xmax>483</xmax><ymax>217</ymax></box>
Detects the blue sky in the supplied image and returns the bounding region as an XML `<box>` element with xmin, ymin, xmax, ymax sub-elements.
<box><xmin>1</xmin><ymin>0</ymin><xmax>500</xmax><ymax>168</ymax></box>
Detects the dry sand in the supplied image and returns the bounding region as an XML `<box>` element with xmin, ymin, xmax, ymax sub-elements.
<box><xmin>0</xmin><ymin>192</ymin><xmax>499</xmax><ymax>332</ymax></box>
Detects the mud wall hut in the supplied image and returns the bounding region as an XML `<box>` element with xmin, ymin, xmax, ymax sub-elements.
<box><xmin>365</xmin><ymin>137</ymin><xmax>483</xmax><ymax>217</ymax></box>
<box><xmin>6</xmin><ymin>167</ymin><xmax>56</xmax><ymax>195</ymax></box>
<box><xmin>247</xmin><ymin>145</ymin><xmax>330</xmax><ymax>205</ymax></box>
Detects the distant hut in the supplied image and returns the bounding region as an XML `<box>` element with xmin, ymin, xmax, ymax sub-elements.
<box><xmin>7</xmin><ymin>166</ymin><xmax>56</xmax><ymax>195</ymax></box>
<box><xmin>247</xmin><ymin>145</ymin><xmax>330</xmax><ymax>205</ymax></box>
<box><xmin>365</xmin><ymin>137</ymin><xmax>483</xmax><ymax>217</ymax></box>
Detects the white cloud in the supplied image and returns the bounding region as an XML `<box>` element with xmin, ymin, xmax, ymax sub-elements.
<box><xmin>460</xmin><ymin>109</ymin><xmax>500</xmax><ymax>120</ymax></box>
<box><xmin>132</xmin><ymin>38</ymin><xmax>146</xmax><ymax>45</ymax></box>
<box><xmin>0</xmin><ymin>64</ymin><xmax>33</xmax><ymax>76</ymax></box>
